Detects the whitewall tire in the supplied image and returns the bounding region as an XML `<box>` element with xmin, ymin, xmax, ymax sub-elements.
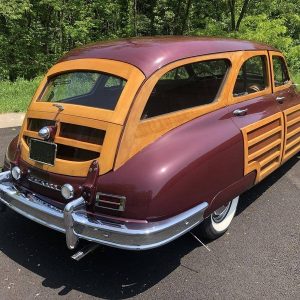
<box><xmin>198</xmin><ymin>196</ymin><xmax>239</xmax><ymax>240</ymax></box>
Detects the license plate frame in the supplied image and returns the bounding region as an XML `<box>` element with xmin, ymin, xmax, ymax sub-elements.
<box><xmin>29</xmin><ymin>139</ymin><xmax>57</xmax><ymax>166</ymax></box>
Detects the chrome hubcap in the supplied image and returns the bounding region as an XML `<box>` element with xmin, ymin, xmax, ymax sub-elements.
<box><xmin>212</xmin><ymin>201</ymin><xmax>232</xmax><ymax>223</ymax></box>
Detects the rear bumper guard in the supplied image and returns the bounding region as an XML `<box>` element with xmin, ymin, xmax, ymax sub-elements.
<box><xmin>0</xmin><ymin>171</ymin><xmax>208</xmax><ymax>250</ymax></box>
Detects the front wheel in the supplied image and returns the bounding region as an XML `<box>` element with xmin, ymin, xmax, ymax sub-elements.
<box><xmin>198</xmin><ymin>196</ymin><xmax>239</xmax><ymax>240</ymax></box>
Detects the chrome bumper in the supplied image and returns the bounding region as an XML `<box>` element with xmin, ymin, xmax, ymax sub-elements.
<box><xmin>0</xmin><ymin>171</ymin><xmax>208</xmax><ymax>250</ymax></box>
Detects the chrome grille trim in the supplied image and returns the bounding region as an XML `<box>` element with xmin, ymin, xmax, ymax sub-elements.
<box><xmin>28</xmin><ymin>175</ymin><xmax>61</xmax><ymax>191</ymax></box>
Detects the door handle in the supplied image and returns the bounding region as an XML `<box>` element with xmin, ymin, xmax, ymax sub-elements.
<box><xmin>233</xmin><ymin>108</ymin><xmax>248</xmax><ymax>116</ymax></box>
<box><xmin>276</xmin><ymin>96</ymin><xmax>285</xmax><ymax>104</ymax></box>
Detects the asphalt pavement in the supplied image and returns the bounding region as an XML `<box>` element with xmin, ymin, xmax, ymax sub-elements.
<box><xmin>0</xmin><ymin>127</ymin><xmax>299</xmax><ymax>300</ymax></box>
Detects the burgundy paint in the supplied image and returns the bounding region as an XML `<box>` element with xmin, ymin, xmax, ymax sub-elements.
<box><xmin>97</xmin><ymin>106</ymin><xmax>248</xmax><ymax>221</ymax></box>
<box><xmin>274</xmin><ymin>85</ymin><xmax>300</xmax><ymax>112</ymax></box>
<box><xmin>58</xmin><ymin>37</ymin><xmax>278</xmax><ymax>77</ymax></box>
<box><xmin>6</xmin><ymin>104</ymin><xmax>249</xmax><ymax>221</ymax></box>
<box><xmin>48</xmin><ymin>125</ymin><xmax>57</xmax><ymax>140</ymax></box>
<box><xmin>230</xmin><ymin>93</ymin><xmax>282</xmax><ymax>129</ymax></box>
<box><xmin>81</xmin><ymin>160</ymin><xmax>99</xmax><ymax>207</ymax></box>
<box><xmin>6</xmin><ymin>135</ymin><xmax>18</xmax><ymax>162</ymax></box>
<box><xmin>206</xmin><ymin>172</ymin><xmax>256</xmax><ymax>217</ymax></box>
<box><xmin>17</xmin><ymin>160</ymin><xmax>86</xmax><ymax>206</ymax></box>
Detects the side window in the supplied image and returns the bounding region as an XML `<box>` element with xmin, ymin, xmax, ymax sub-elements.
<box><xmin>141</xmin><ymin>59</ymin><xmax>230</xmax><ymax>119</ymax></box>
<box><xmin>161</xmin><ymin>66</ymin><xmax>189</xmax><ymax>80</ymax></box>
<box><xmin>272</xmin><ymin>56</ymin><xmax>290</xmax><ymax>87</ymax></box>
<box><xmin>104</xmin><ymin>76</ymin><xmax>126</xmax><ymax>88</ymax></box>
<box><xmin>233</xmin><ymin>55</ymin><xmax>268</xmax><ymax>97</ymax></box>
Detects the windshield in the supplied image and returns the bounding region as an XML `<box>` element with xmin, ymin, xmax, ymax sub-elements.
<box><xmin>39</xmin><ymin>71</ymin><xmax>127</xmax><ymax>110</ymax></box>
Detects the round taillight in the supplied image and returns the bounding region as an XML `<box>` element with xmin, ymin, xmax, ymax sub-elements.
<box><xmin>61</xmin><ymin>184</ymin><xmax>74</xmax><ymax>200</ymax></box>
<box><xmin>11</xmin><ymin>166</ymin><xmax>21</xmax><ymax>180</ymax></box>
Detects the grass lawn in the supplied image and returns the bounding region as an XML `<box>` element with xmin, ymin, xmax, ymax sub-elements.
<box><xmin>0</xmin><ymin>77</ymin><xmax>42</xmax><ymax>113</ymax></box>
<box><xmin>292</xmin><ymin>73</ymin><xmax>300</xmax><ymax>86</ymax></box>
<box><xmin>0</xmin><ymin>73</ymin><xmax>299</xmax><ymax>113</ymax></box>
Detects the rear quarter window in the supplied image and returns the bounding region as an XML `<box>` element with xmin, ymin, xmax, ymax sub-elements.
<box><xmin>141</xmin><ymin>59</ymin><xmax>230</xmax><ymax>119</ymax></box>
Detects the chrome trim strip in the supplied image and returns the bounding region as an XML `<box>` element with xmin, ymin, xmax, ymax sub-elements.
<box><xmin>0</xmin><ymin>171</ymin><xmax>208</xmax><ymax>250</ymax></box>
<box><xmin>28</xmin><ymin>175</ymin><xmax>61</xmax><ymax>191</ymax></box>
<box><xmin>95</xmin><ymin>192</ymin><xmax>126</xmax><ymax>212</ymax></box>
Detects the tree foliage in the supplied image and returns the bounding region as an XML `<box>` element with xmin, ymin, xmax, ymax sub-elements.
<box><xmin>0</xmin><ymin>0</ymin><xmax>299</xmax><ymax>81</ymax></box>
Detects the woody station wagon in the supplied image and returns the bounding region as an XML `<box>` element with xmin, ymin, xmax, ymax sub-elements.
<box><xmin>0</xmin><ymin>37</ymin><xmax>299</xmax><ymax>252</ymax></box>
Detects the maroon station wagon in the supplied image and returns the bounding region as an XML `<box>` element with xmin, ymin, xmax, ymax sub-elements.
<box><xmin>0</xmin><ymin>37</ymin><xmax>299</xmax><ymax>253</ymax></box>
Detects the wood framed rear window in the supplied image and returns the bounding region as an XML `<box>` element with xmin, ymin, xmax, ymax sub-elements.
<box><xmin>38</xmin><ymin>71</ymin><xmax>127</xmax><ymax>111</ymax></box>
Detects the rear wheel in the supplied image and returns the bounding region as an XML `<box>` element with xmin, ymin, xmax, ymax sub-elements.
<box><xmin>199</xmin><ymin>196</ymin><xmax>239</xmax><ymax>240</ymax></box>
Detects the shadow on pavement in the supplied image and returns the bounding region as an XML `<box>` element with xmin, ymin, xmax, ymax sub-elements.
<box><xmin>237</xmin><ymin>155</ymin><xmax>299</xmax><ymax>216</ymax></box>
<box><xmin>0</xmin><ymin>208</ymin><xmax>200</xmax><ymax>299</ymax></box>
<box><xmin>0</xmin><ymin>156</ymin><xmax>298</xmax><ymax>298</ymax></box>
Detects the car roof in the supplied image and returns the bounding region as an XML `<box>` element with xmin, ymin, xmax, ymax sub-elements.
<box><xmin>59</xmin><ymin>36</ymin><xmax>279</xmax><ymax>77</ymax></box>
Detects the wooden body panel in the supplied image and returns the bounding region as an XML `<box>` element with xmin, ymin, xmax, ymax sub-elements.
<box><xmin>29</xmin><ymin>59</ymin><xmax>145</xmax><ymax>125</ymax></box>
<box><xmin>20</xmin><ymin>111</ymin><xmax>123</xmax><ymax>176</ymax></box>
<box><xmin>115</xmin><ymin>52</ymin><xmax>240</xmax><ymax>169</ymax></box>
<box><xmin>228</xmin><ymin>50</ymin><xmax>273</xmax><ymax>105</ymax></box>
<box><xmin>269</xmin><ymin>51</ymin><xmax>293</xmax><ymax>93</ymax></box>
<box><xmin>19</xmin><ymin>59</ymin><xmax>145</xmax><ymax>176</ymax></box>
<box><xmin>282</xmin><ymin>104</ymin><xmax>300</xmax><ymax>162</ymax></box>
<box><xmin>241</xmin><ymin>113</ymin><xmax>284</xmax><ymax>182</ymax></box>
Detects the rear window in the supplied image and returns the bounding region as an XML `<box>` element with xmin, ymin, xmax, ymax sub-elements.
<box><xmin>39</xmin><ymin>71</ymin><xmax>127</xmax><ymax>110</ymax></box>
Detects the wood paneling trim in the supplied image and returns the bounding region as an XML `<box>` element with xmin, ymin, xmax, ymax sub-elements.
<box><xmin>282</xmin><ymin>104</ymin><xmax>300</xmax><ymax>162</ymax></box>
<box><xmin>228</xmin><ymin>50</ymin><xmax>272</xmax><ymax>105</ymax></box>
<box><xmin>115</xmin><ymin>52</ymin><xmax>241</xmax><ymax>169</ymax></box>
<box><xmin>248</xmin><ymin>139</ymin><xmax>282</xmax><ymax>161</ymax></box>
<box><xmin>269</xmin><ymin>51</ymin><xmax>293</xmax><ymax>93</ymax></box>
<box><xmin>21</xmin><ymin>111</ymin><xmax>122</xmax><ymax>176</ymax></box>
<box><xmin>241</xmin><ymin>112</ymin><xmax>284</xmax><ymax>183</ymax></box>
<box><xmin>27</xmin><ymin>59</ymin><xmax>145</xmax><ymax>125</ymax></box>
<box><xmin>54</xmin><ymin>137</ymin><xmax>102</xmax><ymax>152</ymax></box>
<box><xmin>248</xmin><ymin>127</ymin><xmax>281</xmax><ymax>147</ymax></box>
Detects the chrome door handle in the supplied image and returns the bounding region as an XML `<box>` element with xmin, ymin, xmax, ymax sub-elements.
<box><xmin>276</xmin><ymin>96</ymin><xmax>285</xmax><ymax>104</ymax></box>
<box><xmin>233</xmin><ymin>108</ymin><xmax>248</xmax><ymax>116</ymax></box>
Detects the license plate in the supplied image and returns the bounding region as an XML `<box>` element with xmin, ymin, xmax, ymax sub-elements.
<box><xmin>29</xmin><ymin>139</ymin><xmax>57</xmax><ymax>166</ymax></box>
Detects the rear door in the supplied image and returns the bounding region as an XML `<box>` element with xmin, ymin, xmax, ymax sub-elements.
<box><xmin>229</xmin><ymin>51</ymin><xmax>284</xmax><ymax>183</ymax></box>
<box><xmin>269</xmin><ymin>51</ymin><xmax>300</xmax><ymax>163</ymax></box>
